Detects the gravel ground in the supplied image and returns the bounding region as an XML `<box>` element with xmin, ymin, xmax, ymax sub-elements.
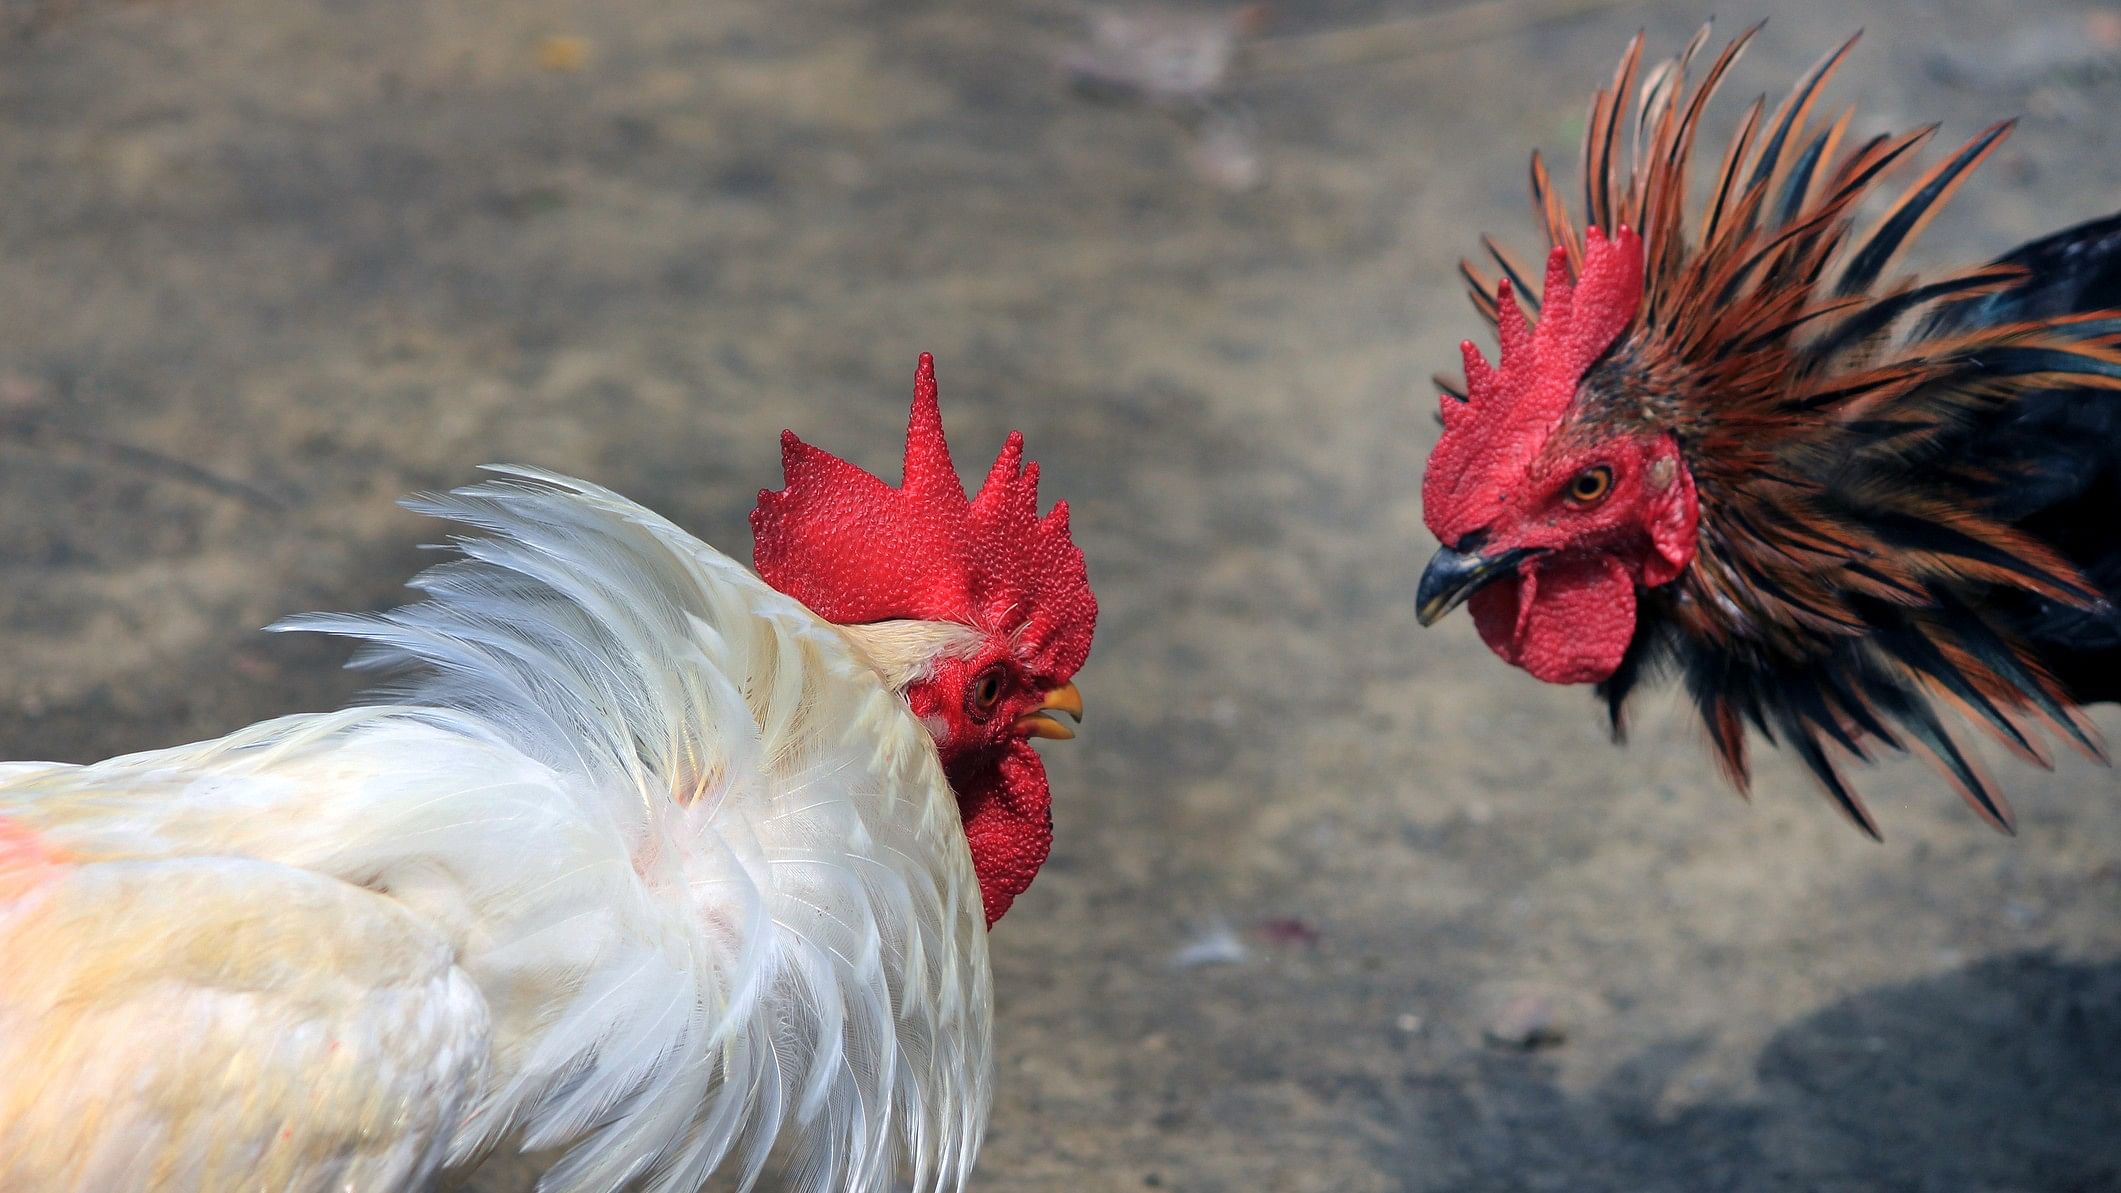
<box><xmin>1</xmin><ymin>1</ymin><xmax>2117</xmax><ymax>1190</ymax></box>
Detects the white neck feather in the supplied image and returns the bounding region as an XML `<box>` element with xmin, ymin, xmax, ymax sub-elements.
<box><xmin>836</xmin><ymin>620</ymin><xmax>986</xmax><ymax>690</ymax></box>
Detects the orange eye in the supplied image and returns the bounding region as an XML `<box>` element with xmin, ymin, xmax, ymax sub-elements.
<box><xmin>965</xmin><ymin>666</ymin><xmax>1008</xmax><ymax>721</ymax></box>
<box><xmin>1568</xmin><ymin>466</ymin><xmax>1614</xmax><ymax>506</ymax></box>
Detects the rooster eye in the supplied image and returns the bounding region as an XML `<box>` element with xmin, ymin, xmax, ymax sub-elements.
<box><xmin>1568</xmin><ymin>466</ymin><xmax>1615</xmax><ymax>506</ymax></box>
<box><xmin>965</xmin><ymin>666</ymin><xmax>1008</xmax><ymax>721</ymax></box>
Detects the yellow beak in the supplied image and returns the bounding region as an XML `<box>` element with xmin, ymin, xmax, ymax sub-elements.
<box><xmin>1014</xmin><ymin>681</ymin><xmax>1084</xmax><ymax>741</ymax></box>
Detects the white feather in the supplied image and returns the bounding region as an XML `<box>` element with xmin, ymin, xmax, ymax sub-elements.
<box><xmin>0</xmin><ymin>467</ymin><xmax>991</xmax><ymax>1192</ymax></box>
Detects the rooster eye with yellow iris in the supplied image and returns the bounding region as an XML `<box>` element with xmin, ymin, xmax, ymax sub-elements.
<box><xmin>1568</xmin><ymin>465</ymin><xmax>1615</xmax><ymax>506</ymax></box>
<box><xmin>965</xmin><ymin>665</ymin><xmax>1008</xmax><ymax>721</ymax></box>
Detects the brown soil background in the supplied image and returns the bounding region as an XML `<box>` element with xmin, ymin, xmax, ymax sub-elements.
<box><xmin>1</xmin><ymin>1</ymin><xmax>2117</xmax><ymax>1189</ymax></box>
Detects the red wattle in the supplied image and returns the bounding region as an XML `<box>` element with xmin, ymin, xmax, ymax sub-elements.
<box><xmin>1467</xmin><ymin>554</ymin><xmax>1636</xmax><ymax>684</ymax></box>
<box><xmin>950</xmin><ymin>740</ymin><xmax>1054</xmax><ymax>927</ymax></box>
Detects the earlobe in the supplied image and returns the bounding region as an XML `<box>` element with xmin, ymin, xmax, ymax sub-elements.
<box><xmin>1640</xmin><ymin>440</ymin><xmax>1698</xmax><ymax>587</ymax></box>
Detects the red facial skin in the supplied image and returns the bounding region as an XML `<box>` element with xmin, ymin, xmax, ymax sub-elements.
<box><xmin>902</xmin><ymin>648</ymin><xmax>1064</xmax><ymax>926</ymax></box>
<box><xmin>1461</xmin><ymin>431</ymin><xmax>1698</xmax><ymax>683</ymax></box>
<box><xmin>1424</xmin><ymin>227</ymin><xmax>1701</xmax><ymax>684</ymax></box>
<box><xmin>752</xmin><ymin>355</ymin><xmax>1096</xmax><ymax>927</ymax></box>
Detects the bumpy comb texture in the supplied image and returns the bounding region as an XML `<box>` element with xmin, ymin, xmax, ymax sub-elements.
<box><xmin>752</xmin><ymin>354</ymin><xmax>1096</xmax><ymax>680</ymax></box>
<box><xmin>1424</xmin><ymin>226</ymin><xmax>1645</xmax><ymax>542</ymax></box>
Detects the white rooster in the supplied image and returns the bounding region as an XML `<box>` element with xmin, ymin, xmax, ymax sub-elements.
<box><xmin>0</xmin><ymin>353</ymin><xmax>1097</xmax><ymax>1192</ymax></box>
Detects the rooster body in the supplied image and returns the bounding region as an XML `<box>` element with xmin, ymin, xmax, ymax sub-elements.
<box><xmin>0</xmin><ymin>469</ymin><xmax>989</xmax><ymax>1191</ymax></box>
<box><xmin>1920</xmin><ymin>212</ymin><xmax>2121</xmax><ymax>705</ymax></box>
<box><xmin>1418</xmin><ymin>27</ymin><xmax>2121</xmax><ymax>833</ymax></box>
<box><xmin>0</xmin><ymin>357</ymin><xmax>1094</xmax><ymax>1190</ymax></box>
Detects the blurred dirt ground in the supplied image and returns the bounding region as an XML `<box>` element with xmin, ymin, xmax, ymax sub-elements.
<box><xmin>2</xmin><ymin>0</ymin><xmax>2119</xmax><ymax>1190</ymax></box>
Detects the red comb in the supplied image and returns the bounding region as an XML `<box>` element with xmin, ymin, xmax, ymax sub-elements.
<box><xmin>1424</xmin><ymin>226</ymin><xmax>1644</xmax><ymax>539</ymax></box>
<box><xmin>752</xmin><ymin>354</ymin><xmax>1097</xmax><ymax>680</ymax></box>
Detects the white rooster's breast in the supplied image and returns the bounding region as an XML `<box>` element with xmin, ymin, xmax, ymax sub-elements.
<box><xmin>0</xmin><ymin>469</ymin><xmax>993</xmax><ymax>1193</ymax></box>
<box><xmin>287</xmin><ymin>469</ymin><xmax>996</xmax><ymax>1193</ymax></box>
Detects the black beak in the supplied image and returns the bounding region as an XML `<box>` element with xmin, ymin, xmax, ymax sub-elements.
<box><xmin>1416</xmin><ymin>545</ymin><xmax>1542</xmax><ymax>626</ymax></box>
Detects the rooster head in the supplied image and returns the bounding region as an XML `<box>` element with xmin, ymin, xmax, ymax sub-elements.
<box><xmin>1419</xmin><ymin>227</ymin><xmax>1698</xmax><ymax>684</ymax></box>
<box><xmin>1413</xmin><ymin>25</ymin><xmax>2121</xmax><ymax>831</ymax></box>
<box><xmin>752</xmin><ymin>354</ymin><xmax>1097</xmax><ymax>926</ymax></box>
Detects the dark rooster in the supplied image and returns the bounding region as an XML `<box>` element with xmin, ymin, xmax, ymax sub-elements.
<box><xmin>1416</xmin><ymin>25</ymin><xmax>2121</xmax><ymax>836</ymax></box>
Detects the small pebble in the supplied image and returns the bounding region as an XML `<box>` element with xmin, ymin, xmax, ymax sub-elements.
<box><xmin>536</xmin><ymin>36</ymin><xmax>590</xmax><ymax>73</ymax></box>
<box><xmin>1186</xmin><ymin>105</ymin><xmax>1264</xmax><ymax>192</ymax></box>
<box><xmin>1169</xmin><ymin>919</ymin><xmax>1249</xmax><ymax>968</ymax></box>
<box><xmin>1483</xmin><ymin>993</ymin><xmax>1567</xmax><ymax>1051</ymax></box>
<box><xmin>1059</xmin><ymin>3</ymin><xmax>1267</xmax><ymax>104</ymax></box>
<box><xmin>1258</xmin><ymin>916</ymin><xmax>1321</xmax><ymax>947</ymax></box>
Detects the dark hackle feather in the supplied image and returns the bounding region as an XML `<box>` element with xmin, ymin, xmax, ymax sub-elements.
<box><xmin>1451</xmin><ymin>26</ymin><xmax>2121</xmax><ymax>834</ymax></box>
